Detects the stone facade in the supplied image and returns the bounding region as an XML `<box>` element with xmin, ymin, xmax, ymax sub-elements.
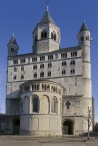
<box><xmin>5</xmin><ymin>8</ymin><xmax>94</xmax><ymax>136</ymax></box>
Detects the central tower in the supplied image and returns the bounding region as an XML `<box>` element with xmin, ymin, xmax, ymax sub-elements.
<box><xmin>32</xmin><ymin>7</ymin><xmax>60</xmax><ymax>54</ymax></box>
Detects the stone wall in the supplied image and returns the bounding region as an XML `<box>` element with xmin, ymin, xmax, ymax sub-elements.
<box><xmin>20</xmin><ymin>114</ymin><xmax>62</xmax><ymax>136</ymax></box>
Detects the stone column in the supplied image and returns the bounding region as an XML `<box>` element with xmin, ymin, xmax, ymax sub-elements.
<box><xmin>49</xmin><ymin>100</ymin><xmax>51</xmax><ymax>114</ymax></box>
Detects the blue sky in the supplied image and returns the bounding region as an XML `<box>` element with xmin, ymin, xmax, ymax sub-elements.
<box><xmin>0</xmin><ymin>0</ymin><xmax>98</xmax><ymax>121</ymax></box>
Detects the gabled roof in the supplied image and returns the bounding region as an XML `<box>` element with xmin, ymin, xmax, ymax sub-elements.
<box><xmin>79</xmin><ymin>22</ymin><xmax>89</xmax><ymax>33</ymax></box>
<box><xmin>40</xmin><ymin>9</ymin><xmax>56</xmax><ymax>25</ymax></box>
<box><xmin>8</xmin><ymin>34</ymin><xmax>18</xmax><ymax>47</ymax></box>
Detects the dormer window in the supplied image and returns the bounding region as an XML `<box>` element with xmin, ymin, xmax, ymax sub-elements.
<box><xmin>41</xmin><ymin>30</ymin><xmax>47</xmax><ymax>39</ymax></box>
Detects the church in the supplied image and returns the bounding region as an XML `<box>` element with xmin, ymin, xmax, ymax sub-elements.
<box><xmin>5</xmin><ymin>6</ymin><xmax>94</xmax><ymax>135</ymax></box>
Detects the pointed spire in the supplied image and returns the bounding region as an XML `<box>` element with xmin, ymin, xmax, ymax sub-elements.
<box><xmin>79</xmin><ymin>20</ymin><xmax>89</xmax><ymax>33</ymax></box>
<box><xmin>40</xmin><ymin>8</ymin><xmax>56</xmax><ymax>25</ymax></box>
<box><xmin>8</xmin><ymin>33</ymin><xmax>18</xmax><ymax>47</ymax></box>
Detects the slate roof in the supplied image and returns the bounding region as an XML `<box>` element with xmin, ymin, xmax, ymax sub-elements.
<box><xmin>79</xmin><ymin>22</ymin><xmax>89</xmax><ymax>33</ymax></box>
<box><xmin>8</xmin><ymin>35</ymin><xmax>18</xmax><ymax>47</ymax></box>
<box><xmin>40</xmin><ymin>9</ymin><xmax>56</xmax><ymax>25</ymax></box>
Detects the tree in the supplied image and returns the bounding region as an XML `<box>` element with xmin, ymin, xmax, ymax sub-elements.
<box><xmin>84</xmin><ymin>107</ymin><xmax>93</xmax><ymax>140</ymax></box>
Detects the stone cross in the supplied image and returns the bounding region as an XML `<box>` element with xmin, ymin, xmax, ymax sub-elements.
<box><xmin>65</xmin><ymin>101</ymin><xmax>71</xmax><ymax>109</ymax></box>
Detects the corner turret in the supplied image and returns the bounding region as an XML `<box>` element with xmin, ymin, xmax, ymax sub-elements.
<box><xmin>77</xmin><ymin>21</ymin><xmax>92</xmax><ymax>47</ymax></box>
<box><xmin>7</xmin><ymin>34</ymin><xmax>19</xmax><ymax>57</ymax></box>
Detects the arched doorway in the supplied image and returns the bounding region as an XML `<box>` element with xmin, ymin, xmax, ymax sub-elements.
<box><xmin>13</xmin><ymin>119</ymin><xmax>20</xmax><ymax>134</ymax></box>
<box><xmin>62</xmin><ymin>120</ymin><xmax>73</xmax><ymax>135</ymax></box>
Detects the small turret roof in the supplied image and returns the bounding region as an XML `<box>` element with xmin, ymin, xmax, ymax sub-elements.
<box><xmin>8</xmin><ymin>34</ymin><xmax>18</xmax><ymax>47</ymax></box>
<box><xmin>40</xmin><ymin>7</ymin><xmax>56</xmax><ymax>25</ymax></box>
<box><xmin>79</xmin><ymin>22</ymin><xmax>89</xmax><ymax>33</ymax></box>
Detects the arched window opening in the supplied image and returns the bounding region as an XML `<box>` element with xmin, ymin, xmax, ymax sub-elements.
<box><xmin>51</xmin><ymin>32</ymin><xmax>53</xmax><ymax>39</ymax></box>
<box><xmin>14</xmin><ymin>67</ymin><xmax>17</xmax><ymax>72</ymax></box>
<box><xmin>13</xmin><ymin>75</ymin><xmax>16</xmax><ymax>80</ymax></box>
<box><xmin>11</xmin><ymin>48</ymin><xmax>14</xmax><ymax>52</ymax></box>
<box><xmin>42</xmin><ymin>84</ymin><xmax>44</xmax><ymax>90</ymax></box>
<box><xmin>86</xmin><ymin>35</ymin><xmax>89</xmax><ymax>41</ymax></box>
<box><xmin>32</xmin><ymin>85</ymin><xmax>34</xmax><ymax>91</ymax></box>
<box><xmin>54</xmin><ymin>33</ymin><xmax>56</xmax><ymax>40</ymax></box>
<box><xmin>44</xmin><ymin>31</ymin><xmax>47</xmax><ymax>38</ymax></box>
<box><xmin>40</xmin><ymin>72</ymin><xmax>44</xmax><ymax>77</ymax></box>
<box><xmin>80</xmin><ymin>36</ymin><xmax>84</xmax><ymax>42</ymax></box>
<box><xmin>48</xmin><ymin>71</ymin><xmax>51</xmax><ymax>77</ymax></box>
<box><xmin>40</xmin><ymin>64</ymin><xmax>44</xmax><ymax>69</ymax></box>
<box><xmin>62</xmin><ymin>61</ymin><xmax>66</xmax><ymax>66</ymax></box>
<box><xmin>41</xmin><ymin>30</ymin><xmax>47</xmax><ymax>39</ymax></box>
<box><xmin>41</xmin><ymin>31</ymin><xmax>44</xmax><ymax>39</ymax></box>
<box><xmin>48</xmin><ymin>63</ymin><xmax>52</xmax><ymax>68</ymax></box>
<box><xmin>62</xmin><ymin>69</ymin><xmax>66</xmax><ymax>75</ymax></box>
<box><xmin>35</xmin><ymin>35</ymin><xmax>37</xmax><ymax>43</ymax></box>
<box><xmin>21</xmin><ymin>74</ymin><xmax>24</xmax><ymax>79</ymax></box>
<box><xmin>70</xmin><ymin>69</ymin><xmax>75</xmax><ymax>74</ymax></box>
<box><xmin>21</xmin><ymin>66</ymin><xmax>24</xmax><ymax>71</ymax></box>
<box><xmin>51</xmin><ymin>98</ymin><xmax>55</xmax><ymax>113</ymax></box>
<box><xmin>34</xmin><ymin>73</ymin><xmax>37</xmax><ymax>78</ymax></box>
<box><xmin>47</xmin><ymin>85</ymin><xmax>50</xmax><ymax>91</ymax></box>
<box><xmin>32</xmin><ymin>57</ymin><xmax>37</xmax><ymax>62</ymax></box>
<box><xmin>33</xmin><ymin>65</ymin><xmax>37</xmax><ymax>70</ymax></box>
<box><xmin>20</xmin><ymin>58</ymin><xmax>25</xmax><ymax>64</ymax></box>
<box><xmin>44</xmin><ymin>84</ymin><xmax>47</xmax><ymax>91</ymax></box>
<box><xmin>51</xmin><ymin>86</ymin><xmax>53</xmax><ymax>92</ymax></box>
<box><xmin>37</xmin><ymin>84</ymin><xmax>39</xmax><ymax>90</ymax></box>
<box><xmin>70</xmin><ymin>60</ymin><xmax>75</xmax><ymax>65</ymax></box>
<box><xmin>33</xmin><ymin>98</ymin><xmax>39</xmax><ymax>112</ymax></box>
<box><xmin>35</xmin><ymin>84</ymin><xmax>36</xmax><ymax>90</ymax></box>
<box><xmin>61</xmin><ymin>53</ymin><xmax>67</xmax><ymax>58</ymax></box>
<box><xmin>40</xmin><ymin>56</ymin><xmax>45</xmax><ymax>61</ymax></box>
<box><xmin>48</xmin><ymin>55</ymin><xmax>53</xmax><ymax>60</ymax></box>
<box><xmin>51</xmin><ymin>32</ymin><xmax>56</xmax><ymax>41</ymax></box>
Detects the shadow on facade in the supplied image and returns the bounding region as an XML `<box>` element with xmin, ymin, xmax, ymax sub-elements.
<box><xmin>13</xmin><ymin>118</ymin><xmax>20</xmax><ymax>134</ymax></box>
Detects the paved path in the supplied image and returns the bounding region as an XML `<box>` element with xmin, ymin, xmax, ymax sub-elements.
<box><xmin>0</xmin><ymin>136</ymin><xmax>98</xmax><ymax>146</ymax></box>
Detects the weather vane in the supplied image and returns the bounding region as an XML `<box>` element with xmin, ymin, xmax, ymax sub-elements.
<box><xmin>45</xmin><ymin>0</ymin><xmax>50</xmax><ymax>4</ymax></box>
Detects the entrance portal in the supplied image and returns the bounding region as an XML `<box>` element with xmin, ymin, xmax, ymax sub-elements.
<box><xmin>13</xmin><ymin>119</ymin><xmax>20</xmax><ymax>134</ymax></box>
<box><xmin>62</xmin><ymin>120</ymin><xmax>73</xmax><ymax>135</ymax></box>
